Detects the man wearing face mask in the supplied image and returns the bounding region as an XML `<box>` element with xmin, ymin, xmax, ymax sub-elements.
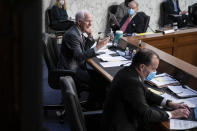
<box><xmin>101</xmin><ymin>48</ymin><xmax>190</xmax><ymax>131</ymax></box>
<box><xmin>119</xmin><ymin>1</ymin><xmax>145</xmax><ymax>35</ymax></box>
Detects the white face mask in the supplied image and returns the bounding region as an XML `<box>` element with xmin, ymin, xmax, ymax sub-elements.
<box><xmin>59</xmin><ymin>0</ymin><xmax>64</xmax><ymax>6</ymax></box>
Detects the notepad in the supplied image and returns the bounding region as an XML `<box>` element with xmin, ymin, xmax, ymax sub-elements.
<box><xmin>170</xmin><ymin>119</ymin><xmax>197</xmax><ymax>130</ymax></box>
<box><xmin>146</xmin><ymin>73</ymin><xmax>179</xmax><ymax>88</ymax></box>
<box><xmin>167</xmin><ymin>85</ymin><xmax>197</xmax><ymax>98</ymax></box>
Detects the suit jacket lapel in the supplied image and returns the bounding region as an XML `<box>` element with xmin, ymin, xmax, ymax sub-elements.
<box><xmin>74</xmin><ymin>25</ymin><xmax>85</xmax><ymax>52</ymax></box>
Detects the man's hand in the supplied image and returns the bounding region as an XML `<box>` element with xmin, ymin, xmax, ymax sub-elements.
<box><xmin>168</xmin><ymin>102</ymin><xmax>189</xmax><ymax>110</ymax></box>
<box><xmin>180</xmin><ymin>10</ymin><xmax>187</xmax><ymax>15</ymax></box>
<box><xmin>96</xmin><ymin>37</ymin><xmax>110</xmax><ymax>50</ymax></box>
<box><xmin>84</xmin><ymin>28</ymin><xmax>92</xmax><ymax>38</ymax></box>
<box><xmin>170</xmin><ymin>108</ymin><xmax>190</xmax><ymax>119</ymax></box>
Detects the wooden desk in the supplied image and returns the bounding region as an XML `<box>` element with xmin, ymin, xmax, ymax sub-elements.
<box><xmin>87</xmin><ymin>39</ymin><xmax>197</xmax><ymax>131</ymax></box>
<box><xmin>126</xmin><ymin>28</ymin><xmax>197</xmax><ymax>66</ymax></box>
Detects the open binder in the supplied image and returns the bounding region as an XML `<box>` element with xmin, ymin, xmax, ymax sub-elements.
<box><xmin>167</xmin><ymin>85</ymin><xmax>197</xmax><ymax>98</ymax></box>
<box><xmin>145</xmin><ymin>73</ymin><xmax>180</xmax><ymax>88</ymax></box>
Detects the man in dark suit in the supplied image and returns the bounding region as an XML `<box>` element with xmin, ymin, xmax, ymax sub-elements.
<box><xmin>101</xmin><ymin>49</ymin><xmax>190</xmax><ymax>131</ymax></box>
<box><xmin>58</xmin><ymin>10</ymin><xmax>110</xmax><ymax>108</ymax></box>
<box><xmin>119</xmin><ymin>1</ymin><xmax>145</xmax><ymax>35</ymax></box>
<box><xmin>164</xmin><ymin>0</ymin><xmax>187</xmax><ymax>26</ymax></box>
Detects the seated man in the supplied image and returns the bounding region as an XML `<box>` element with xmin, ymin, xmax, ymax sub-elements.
<box><xmin>119</xmin><ymin>1</ymin><xmax>145</xmax><ymax>35</ymax></box>
<box><xmin>164</xmin><ymin>0</ymin><xmax>188</xmax><ymax>27</ymax></box>
<box><xmin>101</xmin><ymin>48</ymin><xmax>190</xmax><ymax>131</ymax></box>
<box><xmin>58</xmin><ymin>10</ymin><xmax>110</xmax><ymax>108</ymax></box>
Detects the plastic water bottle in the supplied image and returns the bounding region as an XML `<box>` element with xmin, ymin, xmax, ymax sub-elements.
<box><xmin>108</xmin><ymin>28</ymin><xmax>114</xmax><ymax>42</ymax></box>
<box><xmin>125</xmin><ymin>47</ymin><xmax>130</xmax><ymax>56</ymax></box>
<box><xmin>131</xmin><ymin>49</ymin><xmax>136</xmax><ymax>60</ymax></box>
<box><xmin>173</xmin><ymin>22</ymin><xmax>178</xmax><ymax>31</ymax></box>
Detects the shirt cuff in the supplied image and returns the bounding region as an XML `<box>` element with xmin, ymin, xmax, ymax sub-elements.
<box><xmin>94</xmin><ymin>46</ymin><xmax>98</xmax><ymax>53</ymax></box>
<box><xmin>161</xmin><ymin>98</ymin><xmax>167</xmax><ymax>107</ymax></box>
<box><xmin>166</xmin><ymin>111</ymin><xmax>172</xmax><ymax>119</ymax></box>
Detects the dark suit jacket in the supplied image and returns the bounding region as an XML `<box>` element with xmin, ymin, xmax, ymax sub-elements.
<box><xmin>101</xmin><ymin>66</ymin><xmax>169</xmax><ymax>131</ymax></box>
<box><xmin>120</xmin><ymin>12</ymin><xmax>145</xmax><ymax>34</ymax></box>
<box><xmin>58</xmin><ymin>25</ymin><xmax>96</xmax><ymax>71</ymax></box>
<box><xmin>164</xmin><ymin>0</ymin><xmax>181</xmax><ymax>25</ymax></box>
<box><xmin>51</xmin><ymin>5</ymin><xmax>68</xmax><ymax>26</ymax></box>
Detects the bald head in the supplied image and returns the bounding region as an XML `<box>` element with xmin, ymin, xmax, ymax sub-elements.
<box><xmin>128</xmin><ymin>1</ymin><xmax>138</xmax><ymax>12</ymax></box>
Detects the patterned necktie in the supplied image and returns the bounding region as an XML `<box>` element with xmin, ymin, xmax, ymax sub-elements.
<box><xmin>120</xmin><ymin>16</ymin><xmax>132</xmax><ymax>32</ymax></box>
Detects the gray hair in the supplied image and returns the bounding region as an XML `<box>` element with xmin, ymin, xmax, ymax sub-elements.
<box><xmin>128</xmin><ymin>1</ymin><xmax>139</xmax><ymax>7</ymax></box>
<box><xmin>75</xmin><ymin>10</ymin><xmax>90</xmax><ymax>21</ymax></box>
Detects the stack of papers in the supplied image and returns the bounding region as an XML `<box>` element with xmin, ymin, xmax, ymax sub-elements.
<box><xmin>97</xmin><ymin>54</ymin><xmax>127</xmax><ymax>62</ymax></box>
<box><xmin>168</xmin><ymin>85</ymin><xmax>197</xmax><ymax>98</ymax></box>
<box><xmin>161</xmin><ymin>93</ymin><xmax>197</xmax><ymax>108</ymax></box>
<box><xmin>146</xmin><ymin>73</ymin><xmax>179</xmax><ymax>88</ymax></box>
<box><xmin>170</xmin><ymin>119</ymin><xmax>197</xmax><ymax>130</ymax></box>
<box><xmin>100</xmin><ymin>61</ymin><xmax>131</xmax><ymax>68</ymax></box>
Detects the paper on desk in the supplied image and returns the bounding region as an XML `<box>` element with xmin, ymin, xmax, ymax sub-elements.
<box><xmin>170</xmin><ymin>119</ymin><xmax>197</xmax><ymax>130</ymax></box>
<box><xmin>168</xmin><ymin>85</ymin><xmax>197</xmax><ymax>97</ymax></box>
<box><xmin>97</xmin><ymin>54</ymin><xmax>127</xmax><ymax>62</ymax></box>
<box><xmin>100</xmin><ymin>61</ymin><xmax>131</xmax><ymax>67</ymax></box>
<box><xmin>150</xmin><ymin>73</ymin><xmax>179</xmax><ymax>87</ymax></box>
<box><xmin>161</xmin><ymin>93</ymin><xmax>197</xmax><ymax>108</ymax></box>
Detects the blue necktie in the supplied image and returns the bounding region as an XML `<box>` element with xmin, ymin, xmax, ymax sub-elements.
<box><xmin>173</xmin><ymin>0</ymin><xmax>178</xmax><ymax>13</ymax></box>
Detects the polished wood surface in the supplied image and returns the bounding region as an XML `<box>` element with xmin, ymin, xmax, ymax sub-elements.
<box><xmin>88</xmin><ymin>37</ymin><xmax>197</xmax><ymax>130</ymax></box>
<box><xmin>125</xmin><ymin>28</ymin><xmax>197</xmax><ymax>66</ymax></box>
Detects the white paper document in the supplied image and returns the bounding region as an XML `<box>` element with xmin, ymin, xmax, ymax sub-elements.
<box><xmin>100</xmin><ymin>61</ymin><xmax>131</xmax><ymax>68</ymax></box>
<box><xmin>170</xmin><ymin>119</ymin><xmax>197</xmax><ymax>130</ymax></box>
<box><xmin>97</xmin><ymin>54</ymin><xmax>127</xmax><ymax>62</ymax></box>
<box><xmin>168</xmin><ymin>85</ymin><xmax>197</xmax><ymax>97</ymax></box>
<box><xmin>149</xmin><ymin>73</ymin><xmax>179</xmax><ymax>87</ymax></box>
<box><xmin>161</xmin><ymin>93</ymin><xmax>197</xmax><ymax>108</ymax></box>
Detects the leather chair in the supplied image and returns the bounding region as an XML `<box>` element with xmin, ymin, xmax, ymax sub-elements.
<box><xmin>138</xmin><ymin>12</ymin><xmax>150</xmax><ymax>33</ymax></box>
<box><xmin>60</xmin><ymin>76</ymin><xmax>102</xmax><ymax>131</ymax></box>
<box><xmin>42</xmin><ymin>33</ymin><xmax>75</xmax><ymax>112</ymax></box>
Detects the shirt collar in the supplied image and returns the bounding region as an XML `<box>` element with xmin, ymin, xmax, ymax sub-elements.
<box><xmin>76</xmin><ymin>26</ymin><xmax>83</xmax><ymax>35</ymax></box>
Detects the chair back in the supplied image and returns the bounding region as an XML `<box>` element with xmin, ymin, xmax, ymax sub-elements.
<box><xmin>138</xmin><ymin>12</ymin><xmax>150</xmax><ymax>33</ymax></box>
<box><xmin>60</xmin><ymin>76</ymin><xmax>87</xmax><ymax>131</ymax></box>
<box><xmin>42</xmin><ymin>33</ymin><xmax>57</xmax><ymax>71</ymax></box>
<box><xmin>159</xmin><ymin>1</ymin><xmax>167</xmax><ymax>27</ymax></box>
<box><xmin>42</xmin><ymin>33</ymin><xmax>62</xmax><ymax>89</ymax></box>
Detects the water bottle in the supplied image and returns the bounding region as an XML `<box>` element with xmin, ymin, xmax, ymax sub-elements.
<box><xmin>173</xmin><ymin>22</ymin><xmax>178</xmax><ymax>31</ymax></box>
<box><xmin>109</xmin><ymin>28</ymin><xmax>114</xmax><ymax>42</ymax></box>
<box><xmin>125</xmin><ymin>47</ymin><xmax>130</xmax><ymax>56</ymax></box>
<box><xmin>131</xmin><ymin>49</ymin><xmax>136</xmax><ymax>60</ymax></box>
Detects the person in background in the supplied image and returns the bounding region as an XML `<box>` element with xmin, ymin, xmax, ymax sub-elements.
<box><xmin>115</xmin><ymin>0</ymin><xmax>134</xmax><ymax>23</ymax></box>
<box><xmin>50</xmin><ymin>0</ymin><xmax>72</xmax><ymax>30</ymax></box>
<box><xmin>101</xmin><ymin>48</ymin><xmax>190</xmax><ymax>131</ymax></box>
<box><xmin>164</xmin><ymin>0</ymin><xmax>188</xmax><ymax>27</ymax></box>
<box><xmin>58</xmin><ymin>10</ymin><xmax>110</xmax><ymax>109</ymax></box>
<box><xmin>119</xmin><ymin>1</ymin><xmax>145</xmax><ymax>35</ymax></box>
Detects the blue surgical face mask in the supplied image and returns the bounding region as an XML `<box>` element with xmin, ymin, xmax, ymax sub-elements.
<box><xmin>145</xmin><ymin>71</ymin><xmax>157</xmax><ymax>81</ymax></box>
<box><xmin>128</xmin><ymin>9</ymin><xmax>134</xmax><ymax>16</ymax></box>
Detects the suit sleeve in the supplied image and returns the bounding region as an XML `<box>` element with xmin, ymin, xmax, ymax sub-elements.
<box><xmin>135</xmin><ymin>14</ymin><xmax>145</xmax><ymax>33</ymax></box>
<box><xmin>144</xmin><ymin>87</ymin><xmax>164</xmax><ymax>106</ymax></box>
<box><xmin>122</xmin><ymin>79</ymin><xmax>169</xmax><ymax>122</ymax></box>
<box><xmin>64</xmin><ymin>33</ymin><xmax>96</xmax><ymax>64</ymax></box>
